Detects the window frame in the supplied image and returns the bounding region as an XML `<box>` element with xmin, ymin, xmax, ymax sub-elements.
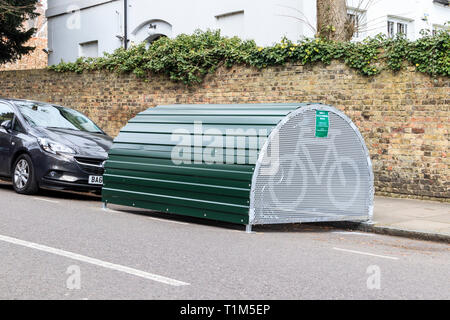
<box><xmin>396</xmin><ymin>22</ymin><xmax>407</xmax><ymax>36</ymax></box>
<box><xmin>0</xmin><ymin>102</ymin><xmax>26</xmax><ymax>134</ymax></box>
<box><xmin>387</xmin><ymin>21</ymin><xmax>395</xmax><ymax>38</ymax></box>
<box><xmin>215</xmin><ymin>10</ymin><xmax>245</xmax><ymax>39</ymax></box>
<box><xmin>347</xmin><ymin>7</ymin><xmax>367</xmax><ymax>40</ymax></box>
<box><xmin>12</xmin><ymin>116</ymin><xmax>26</xmax><ymax>133</ymax></box>
<box><xmin>78</xmin><ymin>40</ymin><xmax>99</xmax><ymax>58</ymax></box>
<box><xmin>387</xmin><ymin>16</ymin><xmax>412</xmax><ymax>39</ymax></box>
<box><xmin>0</xmin><ymin>102</ymin><xmax>15</xmax><ymax>127</ymax></box>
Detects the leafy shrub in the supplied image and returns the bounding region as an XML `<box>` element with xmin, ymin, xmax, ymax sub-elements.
<box><xmin>49</xmin><ymin>29</ymin><xmax>450</xmax><ymax>85</ymax></box>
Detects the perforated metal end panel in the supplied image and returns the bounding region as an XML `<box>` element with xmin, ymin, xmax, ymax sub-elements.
<box><xmin>250</xmin><ymin>105</ymin><xmax>374</xmax><ymax>225</ymax></box>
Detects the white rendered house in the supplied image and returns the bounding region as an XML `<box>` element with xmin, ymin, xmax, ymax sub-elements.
<box><xmin>46</xmin><ymin>0</ymin><xmax>449</xmax><ymax>65</ymax></box>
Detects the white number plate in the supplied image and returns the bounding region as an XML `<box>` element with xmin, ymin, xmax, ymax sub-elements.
<box><xmin>88</xmin><ymin>175</ymin><xmax>103</xmax><ymax>185</ymax></box>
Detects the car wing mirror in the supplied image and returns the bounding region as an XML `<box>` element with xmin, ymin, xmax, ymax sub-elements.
<box><xmin>0</xmin><ymin>120</ymin><xmax>12</xmax><ymax>132</ymax></box>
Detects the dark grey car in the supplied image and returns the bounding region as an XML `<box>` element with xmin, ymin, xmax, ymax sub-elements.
<box><xmin>0</xmin><ymin>98</ymin><xmax>113</xmax><ymax>195</ymax></box>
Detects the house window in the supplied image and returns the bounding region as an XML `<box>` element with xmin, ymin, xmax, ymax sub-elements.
<box><xmin>215</xmin><ymin>10</ymin><xmax>245</xmax><ymax>38</ymax></box>
<box><xmin>348</xmin><ymin>13</ymin><xmax>359</xmax><ymax>37</ymax></box>
<box><xmin>347</xmin><ymin>8</ymin><xmax>367</xmax><ymax>39</ymax></box>
<box><xmin>387</xmin><ymin>21</ymin><xmax>394</xmax><ymax>38</ymax></box>
<box><xmin>397</xmin><ymin>22</ymin><xmax>407</xmax><ymax>36</ymax></box>
<box><xmin>387</xmin><ymin>17</ymin><xmax>411</xmax><ymax>38</ymax></box>
<box><xmin>79</xmin><ymin>41</ymin><xmax>98</xmax><ymax>58</ymax></box>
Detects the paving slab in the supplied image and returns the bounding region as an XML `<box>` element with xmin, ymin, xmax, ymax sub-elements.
<box><xmin>369</xmin><ymin>196</ymin><xmax>450</xmax><ymax>242</ymax></box>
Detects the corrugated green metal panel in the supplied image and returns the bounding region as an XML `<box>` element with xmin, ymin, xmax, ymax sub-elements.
<box><xmin>121</xmin><ymin>123</ymin><xmax>275</xmax><ymax>134</ymax></box>
<box><xmin>108</xmin><ymin>147</ymin><xmax>258</xmax><ymax>164</ymax></box>
<box><xmin>114</xmin><ymin>132</ymin><xmax>265</xmax><ymax>148</ymax></box>
<box><xmin>102</xmin><ymin>193</ymin><xmax>250</xmax><ymax>224</ymax></box>
<box><xmin>129</xmin><ymin>116</ymin><xmax>284</xmax><ymax>125</ymax></box>
<box><xmin>102</xmin><ymin>103</ymin><xmax>308</xmax><ymax>224</ymax></box>
<box><xmin>141</xmin><ymin>104</ymin><xmax>300</xmax><ymax>110</ymax></box>
<box><xmin>142</xmin><ymin>103</ymin><xmax>304</xmax><ymax>112</ymax></box>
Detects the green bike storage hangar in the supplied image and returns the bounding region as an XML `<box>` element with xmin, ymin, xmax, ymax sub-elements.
<box><xmin>102</xmin><ymin>103</ymin><xmax>374</xmax><ymax>231</ymax></box>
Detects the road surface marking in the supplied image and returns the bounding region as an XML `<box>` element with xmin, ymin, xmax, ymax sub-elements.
<box><xmin>333</xmin><ymin>247</ymin><xmax>399</xmax><ymax>260</ymax></box>
<box><xmin>0</xmin><ymin>234</ymin><xmax>189</xmax><ymax>287</ymax></box>
<box><xmin>332</xmin><ymin>231</ymin><xmax>375</xmax><ymax>236</ymax></box>
<box><xmin>33</xmin><ymin>198</ymin><xmax>59</xmax><ymax>204</ymax></box>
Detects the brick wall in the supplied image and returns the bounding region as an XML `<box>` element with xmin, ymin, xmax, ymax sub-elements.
<box><xmin>0</xmin><ymin>38</ymin><xmax>47</xmax><ymax>71</ymax></box>
<box><xmin>0</xmin><ymin>62</ymin><xmax>448</xmax><ymax>201</ymax></box>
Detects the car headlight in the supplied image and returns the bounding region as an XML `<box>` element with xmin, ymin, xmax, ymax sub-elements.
<box><xmin>37</xmin><ymin>138</ymin><xmax>76</xmax><ymax>155</ymax></box>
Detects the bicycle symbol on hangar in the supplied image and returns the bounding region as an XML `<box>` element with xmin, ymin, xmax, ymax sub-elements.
<box><xmin>261</xmin><ymin>114</ymin><xmax>362</xmax><ymax>212</ymax></box>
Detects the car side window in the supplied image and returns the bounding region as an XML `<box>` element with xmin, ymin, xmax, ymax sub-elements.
<box><xmin>12</xmin><ymin>117</ymin><xmax>25</xmax><ymax>133</ymax></box>
<box><xmin>0</xmin><ymin>103</ymin><xmax>14</xmax><ymax>126</ymax></box>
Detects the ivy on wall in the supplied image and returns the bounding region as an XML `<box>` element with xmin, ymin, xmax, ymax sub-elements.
<box><xmin>49</xmin><ymin>29</ymin><xmax>449</xmax><ymax>85</ymax></box>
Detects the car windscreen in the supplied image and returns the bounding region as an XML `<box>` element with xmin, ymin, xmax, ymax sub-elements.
<box><xmin>16</xmin><ymin>102</ymin><xmax>103</xmax><ymax>134</ymax></box>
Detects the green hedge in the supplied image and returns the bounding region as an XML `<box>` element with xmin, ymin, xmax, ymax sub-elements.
<box><xmin>49</xmin><ymin>29</ymin><xmax>450</xmax><ymax>85</ymax></box>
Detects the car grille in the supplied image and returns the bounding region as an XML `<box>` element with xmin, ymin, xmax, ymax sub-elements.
<box><xmin>75</xmin><ymin>157</ymin><xmax>105</xmax><ymax>175</ymax></box>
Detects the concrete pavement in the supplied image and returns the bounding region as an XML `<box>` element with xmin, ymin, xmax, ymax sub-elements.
<box><xmin>362</xmin><ymin>197</ymin><xmax>450</xmax><ymax>242</ymax></box>
<box><xmin>0</xmin><ymin>181</ymin><xmax>449</xmax><ymax>299</ymax></box>
<box><xmin>373</xmin><ymin>197</ymin><xmax>450</xmax><ymax>234</ymax></box>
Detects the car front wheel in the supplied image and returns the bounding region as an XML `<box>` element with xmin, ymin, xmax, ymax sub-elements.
<box><xmin>13</xmin><ymin>154</ymin><xmax>39</xmax><ymax>195</ymax></box>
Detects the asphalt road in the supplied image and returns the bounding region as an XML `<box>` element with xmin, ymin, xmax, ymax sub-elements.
<box><xmin>0</xmin><ymin>181</ymin><xmax>449</xmax><ymax>300</ymax></box>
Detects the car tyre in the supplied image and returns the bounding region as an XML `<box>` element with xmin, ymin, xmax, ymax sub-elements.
<box><xmin>12</xmin><ymin>154</ymin><xmax>39</xmax><ymax>195</ymax></box>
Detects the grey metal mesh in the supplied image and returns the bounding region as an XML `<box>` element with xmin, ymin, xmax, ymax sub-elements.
<box><xmin>251</xmin><ymin>106</ymin><xmax>373</xmax><ymax>224</ymax></box>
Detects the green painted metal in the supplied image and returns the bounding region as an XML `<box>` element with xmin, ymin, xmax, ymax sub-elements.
<box><xmin>102</xmin><ymin>103</ymin><xmax>310</xmax><ymax>224</ymax></box>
